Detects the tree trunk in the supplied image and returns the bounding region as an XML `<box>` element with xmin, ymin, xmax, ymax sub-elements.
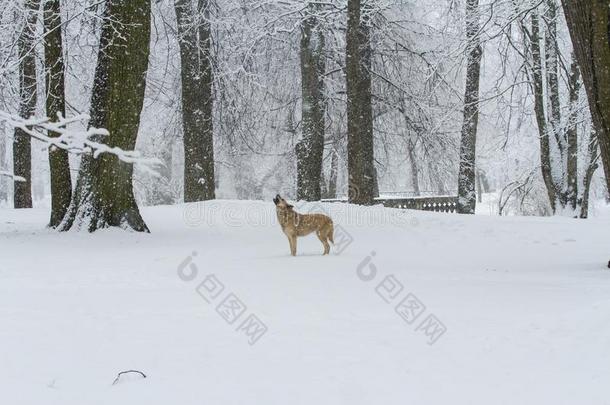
<box><xmin>562</xmin><ymin>0</ymin><xmax>610</xmax><ymax>195</ymax></box>
<box><xmin>346</xmin><ymin>0</ymin><xmax>375</xmax><ymax>205</ymax></box>
<box><xmin>44</xmin><ymin>0</ymin><xmax>72</xmax><ymax>227</ymax></box>
<box><xmin>320</xmin><ymin>168</ymin><xmax>327</xmax><ymax>198</ymax></box>
<box><xmin>296</xmin><ymin>3</ymin><xmax>326</xmax><ymax>201</ymax></box>
<box><xmin>528</xmin><ymin>10</ymin><xmax>557</xmax><ymax>211</ymax></box>
<box><xmin>175</xmin><ymin>0</ymin><xmax>215</xmax><ymax>203</ymax></box>
<box><xmin>13</xmin><ymin>0</ymin><xmax>39</xmax><ymax>209</ymax></box>
<box><xmin>580</xmin><ymin>133</ymin><xmax>599</xmax><ymax>219</ymax></box>
<box><xmin>327</xmin><ymin>146</ymin><xmax>338</xmax><ymax>198</ymax></box>
<box><xmin>150</xmin><ymin>138</ymin><xmax>174</xmax><ymax>205</ymax></box>
<box><xmin>544</xmin><ymin>0</ymin><xmax>568</xmax><ymax>209</ymax></box>
<box><xmin>566</xmin><ymin>53</ymin><xmax>580</xmax><ymax>211</ymax></box>
<box><xmin>406</xmin><ymin>137</ymin><xmax>420</xmax><ymax>196</ymax></box>
<box><xmin>476</xmin><ymin>170</ymin><xmax>483</xmax><ymax>203</ymax></box>
<box><xmin>544</xmin><ymin>0</ymin><xmax>564</xmax><ymax>152</ymax></box>
<box><xmin>0</xmin><ymin>122</ymin><xmax>7</xmax><ymax>203</ymax></box>
<box><xmin>579</xmin><ymin>134</ymin><xmax>599</xmax><ymax>219</ymax></box>
<box><xmin>372</xmin><ymin>165</ymin><xmax>379</xmax><ymax>198</ymax></box>
<box><xmin>59</xmin><ymin>0</ymin><xmax>151</xmax><ymax>232</ymax></box>
<box><xmin>456</xmin><ymin>0</ymin><xmax>482</xmax><ymax>214</ymax></box>
<box><xmin>479</xmin><ymin>169</ymin><xmax>491</xmax><ymax>192</ymax></box>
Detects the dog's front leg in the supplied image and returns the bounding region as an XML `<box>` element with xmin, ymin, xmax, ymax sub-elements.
<box><xmin>288</xmin><ymin>234</ymin><xmax>297</xmax><ymax>256</ymax></box>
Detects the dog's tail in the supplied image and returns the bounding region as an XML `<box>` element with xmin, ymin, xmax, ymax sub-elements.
<box><xmin>328</xmin><ymin>220</ymin><xmax>334</xmax><ymax>244</ymax></box>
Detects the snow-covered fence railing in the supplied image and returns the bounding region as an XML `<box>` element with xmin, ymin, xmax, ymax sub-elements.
<box><xmin>322</xmin><ymin>196</ymin><xmax>459</xmax><ymax>213</ymax></box>
<box><xmin>378</xmin><ymin>196</ymin><xmax>459</xmax><ymax>213</ymax></box>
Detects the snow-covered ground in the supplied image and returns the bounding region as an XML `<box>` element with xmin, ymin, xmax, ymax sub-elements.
<box><xmin>1</xmin><ymin>200</ymin><xmax>610</xmax><ymax>405</ymax></box>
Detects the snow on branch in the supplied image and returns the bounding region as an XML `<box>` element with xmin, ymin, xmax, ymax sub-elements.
<box><xmin>0</xmin><ymin>170</ymin><xmax>25</xmax><ymax>182</ymax></box>
<box><xmin>0</xmin><ymin>111</ymin><xmax>163</xmax><ymax>176</ymax></box>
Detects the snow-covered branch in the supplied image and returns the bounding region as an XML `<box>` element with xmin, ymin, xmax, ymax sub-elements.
<box><xmin>0</xmin><ymin>170</ymin><xmax>26</xmax><ymax>182</ymax></box>
<box><xmin>0</xmin><ymin>111</ymin><xmax>163</xmax><ymax>176</ymax></box>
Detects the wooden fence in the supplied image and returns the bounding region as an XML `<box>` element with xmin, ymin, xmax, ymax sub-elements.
<box><xmin>322</xmin><ymin>196</ymin><xmax>459</xmax><ymax>213</ymax></box>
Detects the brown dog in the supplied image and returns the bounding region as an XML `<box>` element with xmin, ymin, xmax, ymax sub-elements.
<box><xmin>273</xmin><ymin>194</ymin><xmax>334</xmax><ymax>256</ymax></box>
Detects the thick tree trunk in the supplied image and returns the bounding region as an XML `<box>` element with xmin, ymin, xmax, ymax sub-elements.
<box><xmin>44</xmin><ymin>0</ymin><xmax>72</xmax><ymax>227</ymax></box>
<box><xmin>562</xmin><ymin>0</ymin><xmax>610</xmax><ymax>195</ymax></box>
<box><xmin>456</xmin><ymin>0</ymin><xmax>482</xmax><ymax>214</ymax></box>
<box><xmin>175</xmin><ymin>0</ymin><xmax>215</xmax><ymax>203</ymax></box>
<box><xmin>346</xmin><ymin>0</ymin><xmax>375</xmax><ymax>205</ymax></box>
<box><xmin>296</xmin><ymin>3</ymin><xmax>326</xmax><ymax>201</ymax></box>
<box><xmin>13</xmin><ymin>0</ymin><xmax>39</xmax><ymax>209</ymax></box>
<box><xmin>59</xmin><ymin>0</ymin><xmax>151</xmax><ymax>232</ymax></box>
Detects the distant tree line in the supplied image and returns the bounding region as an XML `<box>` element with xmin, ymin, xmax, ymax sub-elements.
<box><xmin>1</xmin><ymin>0</ymin><xmax>609</xmax><ymax>232</ymax></box>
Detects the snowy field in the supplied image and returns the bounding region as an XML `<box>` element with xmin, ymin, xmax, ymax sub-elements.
<box><xmin>2</xmin><ymin>200</ymin><xmax>610</xmax><ymax>404</ymax></box>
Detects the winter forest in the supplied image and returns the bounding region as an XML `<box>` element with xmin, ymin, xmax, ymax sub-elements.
<box><xmin>1</xmin><ymin>0</ymin><xmax>610</xmax><ymax>403</ymax></box>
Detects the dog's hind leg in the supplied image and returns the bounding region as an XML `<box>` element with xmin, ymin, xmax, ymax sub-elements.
<box><xmin>317</xmin><ymin>231</ymin><xmax>330</xmax><ymax>255</ymax></box>
<box><xmin>288</xmin><ymin>234</ymin><xmax>297</xmax><ymax>256</ymax></box>
<box><xmin>321</xmin><ymin>222</ymin><xmax>333</xmax><ymax>254</ymax></box>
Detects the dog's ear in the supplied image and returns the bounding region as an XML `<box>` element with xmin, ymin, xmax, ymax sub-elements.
<box><xmin>286</xmin><ymin>203</ymin><xmax>293</xmax><ymax>209</ymax></box>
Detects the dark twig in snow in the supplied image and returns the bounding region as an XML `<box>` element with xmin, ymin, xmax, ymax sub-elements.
<box><xmin>112</xmin><ymin>370</ymin><xmax>147</xmax><ymax>386</ymax></box>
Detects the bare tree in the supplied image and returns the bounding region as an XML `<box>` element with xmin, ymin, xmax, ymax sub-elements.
<box><xmin>0</xmin><ymin>123</ymin><xmax>7</xmax><ymax>203</ymax></box>
<box><xmin>13</xmin><ymin>0</ymin><xmax>39</xmax><ymax>209</ymax></box>
<box><xmin>519</xmin><ymin>1</ymin><xmax>594</xmax><ymax>215</ymax></box>
<box><xmin>175</xmin><ymin>0</ymin><xmax>215</xmax><ymax>203</ymax></box>
<box><xmin>542</xmin><ymin>0</ymin><xmax>570</xmax><ymax>210</ymax></box>
<box><xmin>44</xmin><ymin>0</ymin><xmax>72</xmax><ymax>227</ymax></box>
<box><xmin>296</xmin><ymin>3</ymin><xmax>326</xmax><ymax>201</ymax></box>
<box><xmin>346</xmin><ymin>0</ymin><xmax>375</xmax><ymax>205</ymax></box>
<box><xmin>527</xmin><ymin>9</ymin><xmax>556</xmax><ymax>209</ymax></box>
<box><xmin>456</xmin><ymin>0</ymin><xmax>482</xmax><ymax>214</ymax></box>
<box><xmin>407</xmin><ymin>136</ymin><xmax>420</xmax><ymax>197</ymax></box>
<box><xmin>579</xmin><ymin>134</ymin><xmax>599</xmax><ymax>218</ymax></box>
<box><xmin>566</xmin><ymin>54</ymin><xmax>579</xmax><ymax>210</ymax></box>
<box><xmin>562</xmin><ymin>0</ymin><xmax>610</xmax><ymax>195</ymax></box>
<box><xmin>326</xmin><ymin>147</ymin><xmax>339</xmax><ymax>199</ymax></box>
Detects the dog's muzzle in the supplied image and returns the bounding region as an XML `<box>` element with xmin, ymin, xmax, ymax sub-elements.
<box><xmin>273</xmin><ymin>195</ymin><xmax>280</xmax><ymax>205</ymax></box>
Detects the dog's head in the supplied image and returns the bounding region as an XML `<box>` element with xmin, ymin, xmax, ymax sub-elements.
<box><xmin>273</xmin><ymin>194</ymin><xmax>293</xmax><ymax>210</ymax></box>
